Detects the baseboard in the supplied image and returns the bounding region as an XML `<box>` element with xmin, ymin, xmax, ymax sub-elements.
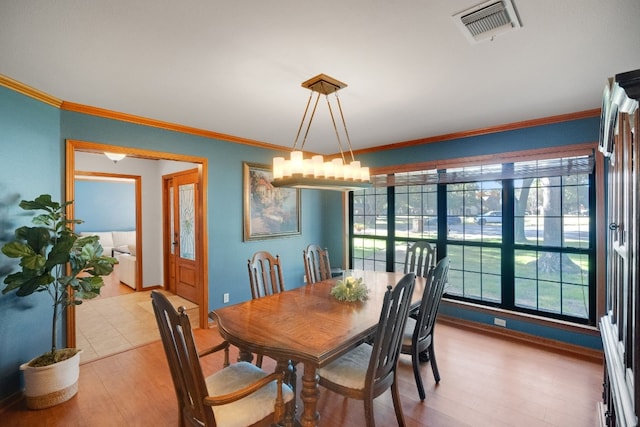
<box><xmin>438</xmin><ymin>315</ymin><xmax>603</xmax><ymax>363</ymax></box>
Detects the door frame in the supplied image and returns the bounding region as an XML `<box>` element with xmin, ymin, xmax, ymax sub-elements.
<box><xmin>65</xmin><ymin>139</ymin><xmax>209</xmax><ymax>347</ymax></box>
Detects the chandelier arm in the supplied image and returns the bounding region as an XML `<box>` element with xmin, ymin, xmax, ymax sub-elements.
<box><xmin>325</xmin><ymin>93</ymin><xmax>347</xmax><ymax>163</ymax></box>
<box><xmin>292</xmin><ymin>91</ymin><xmax>314</xmax><ymax>151</ymax></box>
<box><xmin>300</xmin><ymin>91</ymin><xmax>322</xmax><ymax>151</ymax></box>
<box><xmin>335</xmin><ymin>92</ymin><xmax>355</xmax><ymax>162</ymax></box>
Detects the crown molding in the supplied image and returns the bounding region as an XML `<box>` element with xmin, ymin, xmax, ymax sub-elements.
<box><xmin>1</xmin><ymin>73</ymin><xmax>601</xmax><ymax>155</ymax></box>
<box><xmin>60</xmin><ymin>101</ymin><xmax>283</xmax><ymax>150</ymax></box>
<box><xmin>0</xmin><ymin>74</ymin><xmax>62</xmax><ymax>107</ymax></box>
<box><xmin>351</xmin><ymin>109</ymin><xmax>601</xmax><ymax>157</ymax></box>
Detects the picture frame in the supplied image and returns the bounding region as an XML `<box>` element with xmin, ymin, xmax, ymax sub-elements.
<box><xmin>243</xmin><ymin>162</ymin><xmax>301</xmax><ymax>241</ymax></box>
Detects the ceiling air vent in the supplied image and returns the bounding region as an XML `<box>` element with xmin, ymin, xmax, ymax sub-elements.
<box><xmin>453</xmin><ymin>0</ymin><xmax>522</xmax><ymax>44</ymax></box>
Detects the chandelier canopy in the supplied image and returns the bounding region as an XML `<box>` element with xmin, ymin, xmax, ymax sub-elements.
<box><xmin>271</xmin><ymin>74</ymin><xmax>370</xmax><ymax>191</ymax></box>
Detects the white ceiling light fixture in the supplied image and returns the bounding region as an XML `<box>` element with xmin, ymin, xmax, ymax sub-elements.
<box><xmin>453</xmin><ymin>0</ymin><xmax>522</xmax><ymax>44</ymax></box>
<box><xmin>104</xmin><ymin>152</ymin><xmax>127</xmax><ymax>163</ymax></box>
<box><xmin>271</xmin><ymin>74</ymin><xmax>370</xmax><ymax>192</ymax></box>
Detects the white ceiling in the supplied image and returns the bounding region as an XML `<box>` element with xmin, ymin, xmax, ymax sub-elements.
<box><xmin>1</xmin><ymin>1</ymin><xmax>639</xmax><ymax>155</ymax></box>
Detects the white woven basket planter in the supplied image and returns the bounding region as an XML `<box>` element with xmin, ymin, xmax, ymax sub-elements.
<box><xmin>20</xmin><ymin>350</ymin><xmax>82</xmax><ymax>409</ymax></box>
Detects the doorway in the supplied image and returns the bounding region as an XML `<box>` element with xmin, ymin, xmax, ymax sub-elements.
<box><xmin>65</xmin><ymin>139</ymin><xmax>209</xmax><ymax>351</ymax></box>
<box><xmin>74</xmin><ymin>171</ymin><xmax>142</xmax><ymax>292</ymax></box>
<box><xmin>163</xmin><ymin>168</ymin><xmax>202</xmax><ymax>304</ymax></box>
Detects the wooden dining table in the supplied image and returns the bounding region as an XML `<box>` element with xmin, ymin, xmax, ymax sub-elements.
<box><xmin>209</xmin><ymin>270</ymin><xmax>427</xmax><ymax>427</ymax></box>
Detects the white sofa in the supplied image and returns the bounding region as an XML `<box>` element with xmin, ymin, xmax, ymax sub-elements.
<box><xmin>117</xmin><ymin>253</ymin><xmax>137</xmax><ymax>289</ymax></box>
<box><xmin>80</xmin><ymin>231</ymin><xmax>137</xmax><ymax>289</ymax></box>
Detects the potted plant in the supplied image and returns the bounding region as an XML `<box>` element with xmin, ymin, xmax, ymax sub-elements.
<box><xmin>1</xmin><ymin>194</ymin><xmax>117</xmax><ymax>409</ymax></box>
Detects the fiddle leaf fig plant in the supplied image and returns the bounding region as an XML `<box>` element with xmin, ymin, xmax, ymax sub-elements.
<box><xmin>1</xmin><ymin>194</ymin><xmax>117</xmax><ymax>366</ymax></box>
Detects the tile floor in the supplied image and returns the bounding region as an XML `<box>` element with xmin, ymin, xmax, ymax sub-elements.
<box><xmin>76</xmin><ymin>289</ymin><xmax>199</xmax><ymax>364</ymax></box>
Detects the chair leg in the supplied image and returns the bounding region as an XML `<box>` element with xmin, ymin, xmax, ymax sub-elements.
<box><xmin>285</xmin><ymin>360</ymin><xmax>297</xmax><ymax>417</ymax></box>
<box><xmin>412</xmin><ymin>347</ymin><xmax>426</xmax><ymax>401</ymax></box>
<box><xmin>391</xmin><ymin>380</ymin><xmax>407</xmax><ymax>427</ymax></box>
<box><xmin>364</xmin><ymin>397</ymin><xmax>376</xmax><ymax>427</ymax></box>
<box><xmin>429</xmin><ymin>344</ymin><xmax>441</xmax><ymax>383</ymax></box>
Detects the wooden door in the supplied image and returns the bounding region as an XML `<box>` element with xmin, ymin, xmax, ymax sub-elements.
<box><xmin>164</xmin><ymin>168</ymin><xmax>201</xmax><ymax>304</ymax></box>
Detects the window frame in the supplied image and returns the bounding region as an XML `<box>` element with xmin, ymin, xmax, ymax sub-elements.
<box><xmin>349</xmin><ymin>143</ymin><xmax>600</xmax><ymax>326</ymax></box>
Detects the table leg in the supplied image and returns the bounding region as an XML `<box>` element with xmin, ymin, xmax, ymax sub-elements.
<box><xmin>300</xmin><ymin>362</ymin><xmax>320</xmax><ymax>427</ymax></box>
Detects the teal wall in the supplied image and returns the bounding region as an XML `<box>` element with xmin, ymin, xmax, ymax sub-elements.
<box><xmin>355</xmin><ymin>119</ymin><xmax>599</xmax><ymax>169</ymax></box>
<box><xmin>0</xmin><ymin>86</ymin><xmax>62</xmax><ymax>401</ymax></box>
<box><xmin>0</xmin><ymin>81</ymin><xmax>602</xmax><ymax>402</ymax></box>
<box><xmin>75</xmin><ymin>180</ymin><xmax>136</xmax><ymax>232</ymax></box>
<box><xmin>59</xmin><ymin>110</ymin><xmax>327</xmax><ymax>302</ymax></box>
<box><xmin>0</xmin><ymin>87</ymin><xmax>327</xmax><ymax>401</ymax></box>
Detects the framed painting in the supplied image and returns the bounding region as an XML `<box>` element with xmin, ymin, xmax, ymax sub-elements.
<box><xmin>243</xmin><ymin>162</ymin><xmax>301</xmax><ymax>241</ymax></box>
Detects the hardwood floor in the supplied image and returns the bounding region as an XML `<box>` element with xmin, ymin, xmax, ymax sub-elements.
<box><xmin>2</xmin><ymin>322</ymin><xmax>602</xmax><ymax>426</ymax></box>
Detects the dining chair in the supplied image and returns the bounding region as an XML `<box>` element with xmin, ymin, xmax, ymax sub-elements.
<box><xmin>403</xmin><ymin>241</ymin><xmax>436</xmax><ymax>278</ymax></box>
<box><xmin>246</xmin><ymin>251</ymin><xmax>299</xmax><ymax>410</ymax></box>
<box><xmin>303</xmin><ymin>244</ymin><xmax>332</xmax><ymax>284</ymax></box>
<box><xmin>317</xmin><ymin>273</ymin><xmax>416</xmax><ymax>427</ymax></box>
<box><xmin>150</xmin><ymin>291</ymin><xmax>294</xmax><ymax>427</ymax></box>
<box><xmin>247</xmin><ymin>250</ymin><xmax>285</xmax><ymax>300</ymax></box>
<box><xmin>247</xmin><ymin>250</ymin><xmax>286</xmax><ymax>368</ymax></box>
<box><xmin>400</xmin><ymin>256</ymin><xmax>449</xmax><ymax>401</ymax></box>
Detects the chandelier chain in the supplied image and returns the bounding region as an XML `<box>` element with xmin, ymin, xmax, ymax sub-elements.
<box><xmin>293</xmin><ymin>91</ymin><xmax>314</xmax><ymax>151</ymax></box>
<box><xmin>298</xmin><ymin>91</ymin><xmax>321</xmax><ymax>151</ymax></box>
<box><xmin>325</xmin><ymin>92</ymin><xmax>347</xmax><ymax>163</ymax></box>
<box><xmin>335</xmin><ymin>91</ymin><xmax>355</xmax><ymax>163</ymax></box>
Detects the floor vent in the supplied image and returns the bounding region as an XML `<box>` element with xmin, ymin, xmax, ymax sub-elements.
<box><xmin>453</xmin><ymin>0</ymin><xmax>522</xmax><ymax>44</ymax></box>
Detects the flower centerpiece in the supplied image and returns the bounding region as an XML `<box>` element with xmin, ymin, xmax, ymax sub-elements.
<box><xmin>330</xmin><ymin>274</ymin><xmax>368</xmax><ymax>302</ymax></box>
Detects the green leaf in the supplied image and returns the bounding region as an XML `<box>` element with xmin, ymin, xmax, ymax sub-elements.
<box><xmin>1</xmin><ymin>241</ymin><xmax>35</xmax><ymax>258</ymax></box>
<box><xmin>15</xmin><ymin>226</ymin><xmax>51</xmax><ymax>254</ymax></box>
<box><xmin>90</xmin><ymin>259</ymin><xmax>115</xmax><ymax>276</ymax></box>
<box><xmin>20</xmin><ymin>254</ymin><xmax>46</xmax><ymax>271</ymax></box>
<box><xmin>14</xmin><ymin>275</ymin><xmax>49</xmax><ymax>296</ymax></box>
<box><xmin>2</xmin><ymin>272</ymin><xmax>29</xmax><ymax>293</ymax></box>
<box><xmin>45</xmin><ymin>235</ymin><xmax>74</xmax><ymax>268</ymax></box>
<box><xmin>19</xmin><ymin>194</ymin><xmax>59</xmax><ymax>212</ymax></box>
<box><xmin>73</xmin><ymin>276</ymin><xmax>103</xmax><ymax>300</ymax></box>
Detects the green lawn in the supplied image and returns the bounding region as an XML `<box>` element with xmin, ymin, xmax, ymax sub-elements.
<box><xmin>352</xmin><ymin>237</ymin><xmax>590</xmax><ymax>319</ymax></box>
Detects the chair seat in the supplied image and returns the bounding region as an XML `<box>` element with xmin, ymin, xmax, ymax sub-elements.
<box><xmin>206</xmin><ymin>361</ymin><xmax>294</xmax><ymax>427</ymax></box>
<box><xmin>316</xmin><ymin>275</ymin><xmax>416</xmax><ymax>427</ymax></box>
<box><xmin>317</xmin><ymin>343</ymin><xmax>372</xmax><ymax>390</ymax></box>
<box><xmin>401</xmin><ymin>316</ymin><xmax>417</xmax><ymax>346</ymax></box>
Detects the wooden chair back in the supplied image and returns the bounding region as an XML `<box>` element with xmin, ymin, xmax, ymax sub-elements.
<box><xmin>316</xmin><ymin>273</ymin><xmax>416</xmax><ymax>426</ymax></box>
<box><xmin>404</xmin><ymin>241</ymin><xmax>436</xmax><ymax>278</ymax></box>
<box><xmin>366</xmin><ymin>272</ymin><xmax>416</xmax><ymax>395</ymax></box>
<box><xmin>151</xmin><ymin>290</ymin><xmax>215</xmax><ymax>427</ymax></box>
<box><xmin>413</xmin><ymin>256</ymin><xmax>449</xmax><ymax>348</ymax></box>
<box><xmin>303</xmin><ymin>244</ymin><xmax>332</xmax><ymax>284</ymax></box>
<box><xmin>401</xmin><ymin>256</ymin><xmax>450</xmax><ymax>400</ymax></box>
<box><xmin>248</xmin><ymin>251</ymin><xmax>285</xmax><ymax>299</ymax></box>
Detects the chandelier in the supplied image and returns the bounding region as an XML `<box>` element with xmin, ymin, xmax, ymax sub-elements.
<box><xmin>271</xmin><ymin>74</ymin><xmax>370</xmax><ymax>191</ymax></box>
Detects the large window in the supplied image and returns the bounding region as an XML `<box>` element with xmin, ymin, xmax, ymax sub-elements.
<box><xmin>350</xmin><ymin>153</ymin><xmax>596</xmax><ymax>325</ymax></box>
